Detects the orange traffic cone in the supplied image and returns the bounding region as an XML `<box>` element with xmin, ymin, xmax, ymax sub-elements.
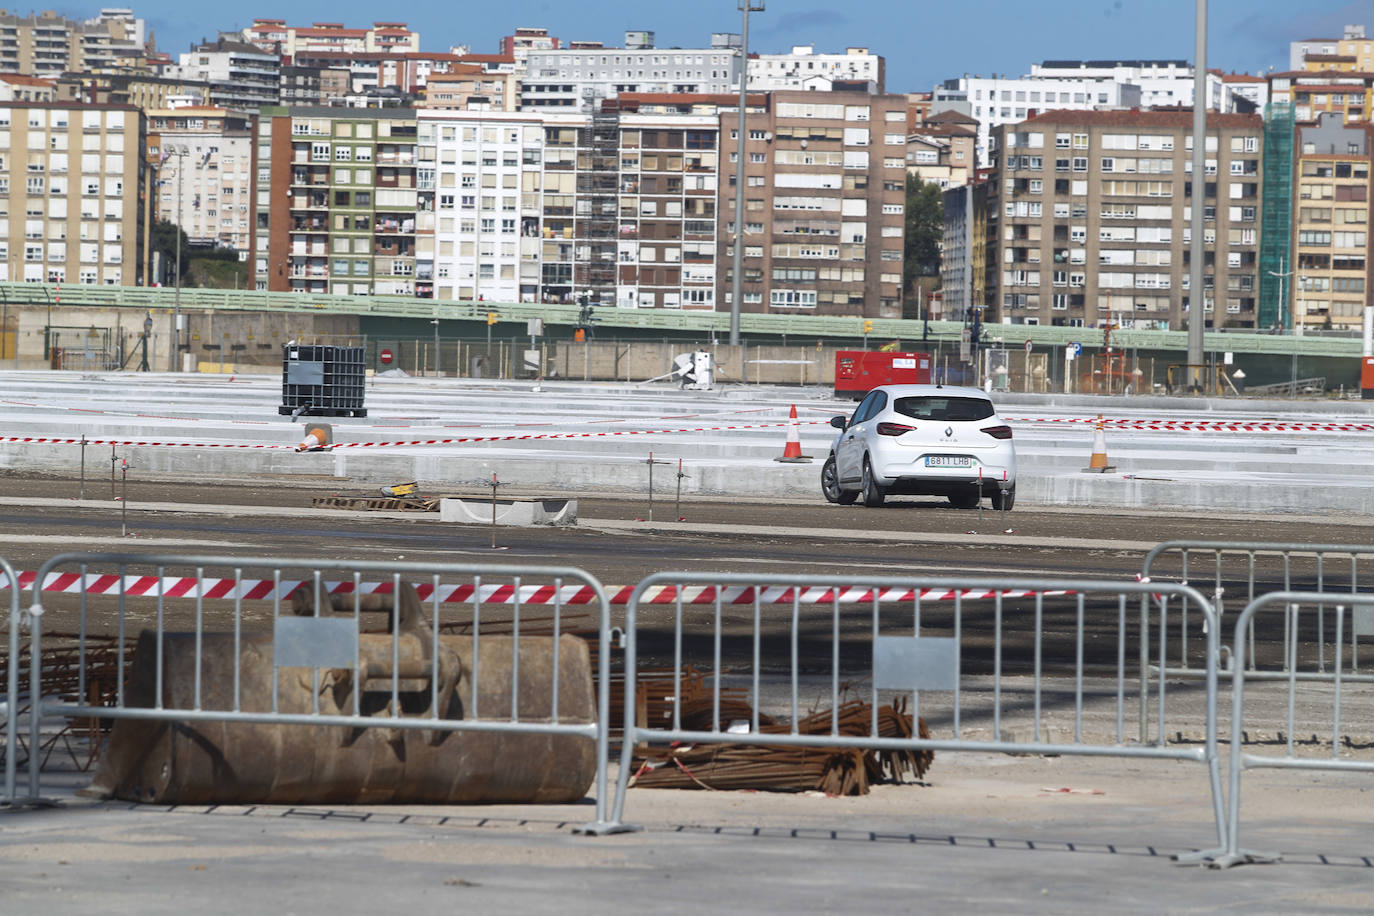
<box><xmin>774</xmin><ymin>404</ymin><xmax>812</xmax><ymax>463</ymax></box>
<box><xmin>1082</xmin><ymin>414</ymin><xmax>1114</xmax><ymax>473</ymax></box>
<box><xmin>296</xmin><ymin>423</ymin><xmax>332</xmax><ymax>452</ymax></box>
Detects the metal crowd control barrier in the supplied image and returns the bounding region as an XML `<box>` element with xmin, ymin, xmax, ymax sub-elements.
<box><xmin>600</xmin><ymin>572</ymin><xmax>1226</xmax><ymax>851</ymax></box>
<box><xmin>13</xmin><ymin>552</ymin><xmax>625</xmax><ymax>832</ymax></box>
<box><xmin>1205</xmin><ymin>591</ymin><xmax>1374</xmax><ymax>868</ymax></box>
<box><xmin>1139</xmin><ymin>542</ymin><xmax>1374</xmax><ymax>708</ymax></box>
<box><xmin>2</xmin><ymin>556</ymin><xmax>19</xmax><ymax>805</ymax></box>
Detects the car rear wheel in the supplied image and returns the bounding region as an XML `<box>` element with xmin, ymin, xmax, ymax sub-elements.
<box><xmin>822</xmin><ymin>456</ymin><xmax>857</xmax><ymax>505</ymax></box>
<box><xmin>991</xmin><ymin>484</ymin><xmax>1016</xmax><ymax>511</ymax></box>
<box><xmin>948</xmin><ymin>489</ymin><xmax>980</xmax><ymax>510</ymax></box>
<box><xmin>860</xmin><ymin>457</ymin><xmax>885</xmax><ymax>507</ymax></box>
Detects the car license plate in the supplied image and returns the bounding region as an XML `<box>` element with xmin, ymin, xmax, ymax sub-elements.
<box><xmin>926</xmin><ymin>456</ymin><xmax>974</xmax><ymax>468</ymax></box>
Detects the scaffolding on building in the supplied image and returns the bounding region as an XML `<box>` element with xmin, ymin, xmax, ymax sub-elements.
<box><xmin>574</xmin><ymin>95</ymin><xmax>620</xmax><ymax>307</ymax></box>
<box><xmin>1258</xmin><ymin>102</ymin><xmax>1294</xmax><ymax>330</ymax></box>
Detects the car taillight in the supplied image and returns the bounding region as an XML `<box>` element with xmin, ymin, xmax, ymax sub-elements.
<box><xmin>980</xmin><ymin>425</ymin><xmax>1013</xmax><ymax>440</ymax></box>
<box><xmin>876</xmin><ymin>422</ymin><xmax>915</xmax><ymax>436</ymax></box>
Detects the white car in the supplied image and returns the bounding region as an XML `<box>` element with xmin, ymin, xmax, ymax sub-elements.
<box><xmin>821</xmin><ymin>384</ymin><xmax>1017</xmax><ymax>509</ymax></box>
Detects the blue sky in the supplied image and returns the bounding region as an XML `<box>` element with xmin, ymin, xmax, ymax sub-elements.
<box><xmin>106</xmin><ymin>0</ymin><xmax>1374</xmax><ymax>92</ymax></box>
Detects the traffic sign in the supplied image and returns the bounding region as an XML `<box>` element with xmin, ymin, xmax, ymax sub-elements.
<box><xmin>379</xmin><ymin>348</ymin><xmax>394</xmax><ymax>365</ymax></box>
<box><xmin>1024</xmin><ymin>339</ymin><xmax>1033</xmax><ymax>353</ymax></box>
<box><xmin>1069</xmin><ymin>341</ymin><xmax>1082</xmax><ymax>357</ymax></box>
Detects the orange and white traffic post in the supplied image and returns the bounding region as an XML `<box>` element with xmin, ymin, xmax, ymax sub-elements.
<box><xmin>774</xmin><ymin>404</ymin><xmax>811</xmax><ymax>463</ymax></box>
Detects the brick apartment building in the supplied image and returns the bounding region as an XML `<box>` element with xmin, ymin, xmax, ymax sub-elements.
<box><xmin>721</xmin><ymin>89</ymin><xmax>908</xmax><ymax>318</ymax></box>
<box><xmin>987</xmin><ymin>109</ymin><xmax>1264</xmax><ymax>329</ymax></box>
<box><xmin>1292</xmin><ymin>112</ymin><xmax>1373</xmax><ymax>331</ymax></box>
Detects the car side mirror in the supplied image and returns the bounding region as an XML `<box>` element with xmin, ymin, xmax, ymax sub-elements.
<box><xmin>830</xmin><ymin>416</ymin><xmax>847</xmax><ymax>429</ymax></box>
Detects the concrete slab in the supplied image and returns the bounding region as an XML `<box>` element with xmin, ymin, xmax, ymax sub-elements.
<box><xmin>1</xmin><ymin>370</ymin><xmax>1372</xmax><ymax>513</ymax></box>
<box><xmin>439</xmin><ymin>496</ymin><xmax>578</xmax><ymax>527</ymax></box>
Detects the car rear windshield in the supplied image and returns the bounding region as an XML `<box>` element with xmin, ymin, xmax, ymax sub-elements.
<box><xmin>892</xmin><ymin>396</ymin><xmax>995</xmax><ymax>422</ymax></box>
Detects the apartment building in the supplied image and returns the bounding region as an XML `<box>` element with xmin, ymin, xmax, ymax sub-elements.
<box><xmin>1291</xmin><ymin>112</ymin><xmax>1373</xmax><ymax>331</ymax></box>
<box><xmin>988</xmin><ymin>110</ymin><xmax>1264</xmax><ymax>329</ymax></box>
<box><xmin>415</xmin><ymin>105</ymin><xmax>721</xmax><ymax>309</ymax></box>
<box><xmin>147</xmin><ymin>108</ymin><xmax>255</xmax><ymax>251</ymax></box>
<box><xmin>0</xmin><ymin>74</ymin><xmax>56</xmax><ymax>102</ymax></box>
<box><xmin>0</xmin><ymin>8</ymin><xmax>149</xmax><ymax>79</ymax></box>
<box><xmin>0</xmin><ymin>100</ymin><xmax>149</xmax><ymax>285</ymax></box>
<box><xmin>907</xmin><ymin>110</ymin><xmax>977</xmax><ymax>189</ymax></box>
<box><xmin>748</xmin><ymin>46</ymin><xmax>884</xmax><ymax>94</ymax></box>
<box><xmin>1029</xmin><ymin>61</ymin><xmax>1236</xmax><ymax>111</ymax></box>
<box><xmin>57</xmin><ymin>72</ymin><xmax>210</xmax><ymax>110</ymax></box>
<box><xmin>173</xmin><ymin>39</ymin><xmax>281</xmax><ymax>112</ymax></box>
<box><xmin>720</xmin><ymin>90</ymin><xmax>909</xmax><ymax>318</ymax></box>
<box><xmin>241</xmin><ymin>20</ymin><xmax>419</xmax><ymax>57</ymax></box>
<box><xmin>499</xmin><ymin>27</ymin><xmax>560</xmax><ymax>61</ymax></box>
<box><xmin>937</xmin><ymin>62</ymin><xmax>1251</xmax><ymax>167</ymax></box>
<box><xmin>940</xmin><ymin>179</ymin><xmax>991</xmax><ymax>323</ymax></box>
<box><xmin>419</xmin><ymin>68</ymin><xmax>520</xmax><ymax>111</ymax></box>
<box><xmin>1290</xmin><ymin>24</ymin><xmax>1374</xmax><ymax>70</ymax></box>
<box><xmin>254</xmin><ymin>107</ymin><xmax>419</xmax><ymax>295</ymax></box>
<box><xmin>1269</xmin><ymin>70</ymin><xmax>1374</xmax><ymax>124</ymax></box>
<box><xmin>936</xmin><ymin>74</ymin><xmax>1141</xmax><ymax>166</ymax></box>
<box><xmin>520</xmin><ymin>33</ymin><xmax>740</xmax><ymax>110</ymax></box>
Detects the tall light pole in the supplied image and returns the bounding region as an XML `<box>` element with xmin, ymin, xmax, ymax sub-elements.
<box><xmin>1186</xmin><ymin>0</ymin><xmax>1207</xmax><ymax>392</ymax></box>
<box><xmin>730</xmin><ymin>0</ymin><xmax>763</xmax><ymax>347</ymax></box>
<box><xmin>164</xmin><ymin>145</ymin><xmax>186</xmax><ymax>372</ymax></box>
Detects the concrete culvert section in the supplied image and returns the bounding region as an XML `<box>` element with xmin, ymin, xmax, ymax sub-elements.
<box><xmin>81</xmin><ymin>580</ymin><xmax>600</xmax><ymax>806</ymax></box>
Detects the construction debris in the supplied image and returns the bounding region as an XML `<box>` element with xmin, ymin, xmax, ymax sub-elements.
<box><xmin>312</xmin><ymin>493</ymin><xmax>441</xmax><ymax>512</ymax></box>
<box><xmin>629</xmin><ymin>696</ymin><xmax>932</xmax><ymax>796</ymax></box>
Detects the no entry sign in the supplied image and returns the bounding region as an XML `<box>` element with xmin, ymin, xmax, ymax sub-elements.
<box><xmin>379</xmin><ymin>348</ymin><xmax>394</xmax><ymax>365</ymax></box>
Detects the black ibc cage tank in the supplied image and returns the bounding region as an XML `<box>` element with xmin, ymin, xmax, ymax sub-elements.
<box><xmin>280</xmin><ymin>344</ymin><xmax>367</xmax><ymax>417</ymax></box>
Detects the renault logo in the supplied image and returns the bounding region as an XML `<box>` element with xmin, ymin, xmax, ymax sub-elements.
<box><xmin>944</xmin><ymin>426</ymin><xmax>953</xmax><ymax>437</ymax></box>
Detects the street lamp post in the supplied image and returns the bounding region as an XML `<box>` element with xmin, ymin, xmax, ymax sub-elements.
<box><xmin>139</xmin><ymin>311</ymin><xmax>152</xmax><ymax>372</ymax></box>
<box><xmin>1186</xmin><ymin>0</ymin><xmax>1207</xmax><ymax>393</ymax></box>
<box><xmin>173</xmin><ymin>147</ymin><xmax>184</xmax><ymax>372</ymax></box>
<box><xmin>729</xmin><ymin>0</ymin><xmax>763</xmax><ymax>347</ymax></box>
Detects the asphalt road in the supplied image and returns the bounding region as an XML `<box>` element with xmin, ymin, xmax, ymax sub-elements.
<box><xmin>0</xmin><ymin>473</ymin><xmax>1367</xmax><ymax>581</ymax></box>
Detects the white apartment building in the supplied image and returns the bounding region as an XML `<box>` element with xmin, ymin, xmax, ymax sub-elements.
<box><xmin>937</xmin><ymin>75</ymin><xmax>1141</xmax><ymax>166</ymax></box>
<box><xmin>748</xmin><ymin>46</ymin><xmax>884</xmax><ymax>93</ymax></box>
<box><xmin>416</xmin><ymin>111</ymin><xmax>546</xmax><ymax>301</ymax></box>
<box><xmin>1028</xmin><ymin>61</ymin><xmax>1233</xmax><ymax>110</ymax></box>
<box><xmin>416</xmin><ymin>107</ymin><xmax>721</xmax><ymax>309</ymax></box>
<box><xmin>938</xmin><ymin>61</ymin><xmax>1243</xmax><ymax>167</ymax></box>
<box><xmin>519</xmin><ymin>33</ymin><xmax>741</xmax><ymax>110</ymax></box>
<box><xmin>148</xmin><ymin>108</ymin><xmax>255</xmax><ymax>251</ymax></box>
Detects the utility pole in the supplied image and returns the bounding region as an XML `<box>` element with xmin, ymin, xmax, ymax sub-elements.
<box><xmin>729</xmin><ymin>0</ymin><xmax>763</xmax><ymax>347</ymax></box>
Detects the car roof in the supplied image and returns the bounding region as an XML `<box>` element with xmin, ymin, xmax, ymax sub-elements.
<box><xmin>870</xmin><ymin>384</ymin><xmax>993</xmax><ymax>399</ymax></box>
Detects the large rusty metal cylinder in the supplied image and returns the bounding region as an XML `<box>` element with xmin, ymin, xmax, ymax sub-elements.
<box><xmin>86</xmin><ymin>630</ymin><xmax>597</xmax><ymax>805</ymax></box>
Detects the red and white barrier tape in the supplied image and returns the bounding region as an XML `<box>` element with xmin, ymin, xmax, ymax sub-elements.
<box><xmin>0</xmin><ymin>415</ymin><xmax>1366</xmax><ymax>453</ymax></box>
<box><xmin>0</xmin><ymin>419</ymin><xmax>827</xmax><ymax>452</ymax></box>
<box><xmin>1005</xmin><ymin>416</ymin><xmax>1374</xmax><ymax>433</ymax></box>
<box><xmin>1</xmin><ymin>571</ymin><xmax>1064</xmax><ymax>607</ymax></box>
